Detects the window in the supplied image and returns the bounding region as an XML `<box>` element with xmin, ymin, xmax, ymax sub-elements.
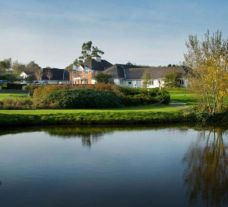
<box><xmin>150</xmin><ymin>80</ymin><xmax>154</xmax><ymax>85</ymax></box>
<box><xmin>128</xmin><ymin>81</ymin><xmax>132</xmax><ymax>85</ymax></box>
<box><xmin>179</xmin><ymin>79</ymin><xmax>184</xmax><ymax>85</ymax></box>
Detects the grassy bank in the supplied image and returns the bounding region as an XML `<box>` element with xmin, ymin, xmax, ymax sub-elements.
<box><xmin>0</xmin><ymin>93</ymin><xmax>29</xmax><ymax>100</ymax></box>
<box><xmin>168</xmin><ymin>88</ymin><xmax>198</xmax><ymax>105</ymax></box>
<box><xmin>0</xmin><ymin>107</ymin><xmax>227</xmax><ymax>127</ymax></box>
<box><xmin>0</xmin><ymin>108</ymin><xmax>188</xmax><ymax>127</ymax></box>
<box><xmin>0</xmin><ymin>88</ymin><xmax>227</xmax><ymax>127</ymax></box>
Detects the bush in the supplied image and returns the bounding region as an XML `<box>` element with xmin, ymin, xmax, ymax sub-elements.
<box><xmin>33</xmin><ymin>85</ymin><xmax>64</xmax><ymax>107</ymax></box>
<box><xmin>0</xmin><ymin>74</ymin><xmax>17</xmax><ymax>82</ymax></box>
<box><xmin>118</xmin><ymin>87</ymin><xmax>170</xmax><ymax>106</ymax></box>
<box><xmin>32</xmin><ymin>84</ymin><xmax>170</xmax><ymax>109</ymax></box>
<box><xmin>95</xmin><ymin>73</ymin><xmax>113</xmax><ymax>84</ymax></box>
<box><xmin>24</xmin><ymin>85</ymin><xmax>39</xmax><ymax>95</ymax></box>
<box><xmin>32</xmin><ymin>84</ymin><xmax>120</xmax><ymax>107</ymax></box>
<box><xmin>0</xmin><ymin>98</ymin><xmax>33</xmax><ymax>109</ymax></box>
<box><xmin>4</xmin><ymin>83</ymin><xmax>25</xmax><ymax>90</ymax></box>
<box><xmin>45</xmin><ymin>89</ymin><xmax>123</xmax><ymax>109</ymax></box>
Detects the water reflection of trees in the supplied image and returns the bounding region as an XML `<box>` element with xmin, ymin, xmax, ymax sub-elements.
<box><xmin>183</xmin><ymin>128</ymin><xmax>228</xmax><ymax>206</ymax></box>
<box><xmin>45</xmin><ymin>127</ymin><xmax>111</xmax><ymax>147</ymax></box>
<box><xmin>45</xmin><ymin>126</ymin><xmax>191</xmax><ymax>147</ymax></box>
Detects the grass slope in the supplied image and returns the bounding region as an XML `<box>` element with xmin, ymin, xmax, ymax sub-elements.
<box><xmin>0</xmin><ymin>88</ymin><xmax>227</xmax><ymax>127</ymax></box>
<box><xmin>168</xmin><ymin>88</ymin><xmax>198</xmax><ymax>104</ymax></box>
<box><xmin>0</xmin><ymin>93</ymin><xmax>29</xmax><ymax>100</ymax></box>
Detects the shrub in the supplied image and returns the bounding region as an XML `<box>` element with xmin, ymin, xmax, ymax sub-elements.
<box><xmin>5</xmin><ymin>83</ymin><xmax>25</xmax><ymax>90</ymax></box>
<box><xmin>45</xmin><ymin>89</ymin><xmax>123</xmax><ymax>109</ymax></box>
<box><xmin>32</xmin><ymin>84</ymin><xmax>120</xmax><ymax>107</ymax></box>
<box><xmin>32</xmin><ymin>84</ymin><xmax>170</xmax><ymax>109</ymax></box>
<box><xmin>33</xmin><ymin>85</ymin><xmax>64</xmax><ymax>107</ymax></box>
<box><xmin>0</xmin><ymin>74</ymin><xmax>17</xmax><ymax>82</ymax></box>
<box><xmin>0</xmin><ymin>98</ymin><xmax>33</xmax><ymax>109</ymax></box>
<box><xmin>118</xmin><ymin>87</ymin><xmax>170</xmax><ymax>106</ymax></box>
<box><xmin>157</xmin><ymin>90</ymin><xmax>170</xmax><ymax>104</ymax></box>
<box><xmin>24</xmin><ymin>85</ymin><xmax>39</xmax><ymax>95</ymax></box>
<box><xmin>95</xmin><ymin>73</ymin><xmax>113</xmax><ymax>84</ymax></box>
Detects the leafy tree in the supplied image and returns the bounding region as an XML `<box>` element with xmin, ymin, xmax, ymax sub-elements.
<box><xmin>73</xmin><ymin>59</ymin><xmax>83</xmax><ymax>67</ymax></box>
<box><xmin>12</xmin><ymin>61</ymin><xmax>26</xmax><ymax>75</ymax></box>
<box><xmin>74</xmin><ymin>41</ymin><xmax>104</xmax><ymax>66</ymax></box>
<box><xmin>26</xmin><ymin>61</ymin><xmax>42</xmax><ymax>80</ymax></box>
<box><xmin>65</xmin><ymin>64</ymin><xmax>74</xmax><ymax>71</ymax></box>
<box><xmin>67</xmin><ymin>41</ymin><xmax>104</xmax><ymax>79</ymax></box>
<box><xmin>46</xmin><ymin>69</ymin><xmax>53</xmax><ymax>80</ymax></box>
<box><xmin>26</xmin><ymin>61</ymin><xmax>41</xmax><ymax>73</ymax></box>
<box><xmin>0</xmin><ymin>58</ymin><xmax>12</xmax><ymax>73</ymax></box>
<box><xmin>126</xmin><ymin>62</ymin><xmax>133</xmax><ymax>66</ymax></box>
<box><xmin>34</xmin><ymin>68</ymin><xmax>43</xmax><ymax>81</ymax></box>
<box><xmin>95</xmin><ymin>73</ymin><xmax>112</xmax><ymax>84</ymax></box>
<box><xmin>184</xmin><ymin>30</ymin><xmax>228</xmax><ymax>114</ymax></box>
<box><xmin>0</xmin><ymin>58</ymin><xmax>12</xmax><ymax>70</ymax></box>
<box><xmin>164</xmin><ymin>71</ymin><xmax>182</xmax><ymax>88</ymax></box>
<box><xmin>0</xmin><ymin>73</ymin><xmax>17</xmax><ymax>81</ymax></box>
<box><xmin>142</xmin><ymin>70</ymin><xmax>151</xmax><ymax>88</ymax></box>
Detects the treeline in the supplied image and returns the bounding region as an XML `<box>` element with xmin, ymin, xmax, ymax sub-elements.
<box><xmin>0</xmin><ymin>58</ymin><xmax>42</xmax><ymax>81</ymax></box>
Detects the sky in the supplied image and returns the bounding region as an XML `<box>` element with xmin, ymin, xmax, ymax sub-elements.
<box><xmin>0</xmin><ymin>0</ymin><xmax>227</xmax><ymax>68</ymax></box>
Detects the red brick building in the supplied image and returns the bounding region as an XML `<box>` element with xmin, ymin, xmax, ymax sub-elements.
<box><xmin>70</xmin><ymin>58</ymin><xmax>112</xmax><ymax>84</ymax></box>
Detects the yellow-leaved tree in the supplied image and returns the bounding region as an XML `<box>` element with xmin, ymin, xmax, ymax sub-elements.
<box><xmin>184</xmin><ymin>31</ymin><xmax>228</xmax><ymax>114</ymax></box>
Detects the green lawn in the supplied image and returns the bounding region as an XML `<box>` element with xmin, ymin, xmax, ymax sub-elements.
<box><xmin>225</xmin><ymin>96</ymin><xmax>228</xmax><ymax>106</ymax></box>
<box><xmin>0</xmin><ymin>88</ymin><xmax>226</xmax><ymax>113</ymax></box>
<box><xmin>0</xmin><ymin>106</ymin><xmax>191</xmax><ymax>127</ymax></box>
<box><xmin>0</xmin><ymin>104</ymin><xmax>188</xmax><ymax>115</ymax></box>
<box><xmin>0</xmin><ymin>93</ymin><xmax>29</xmax><ymax>100</ymax></box>
<box><xmin>0</xmin><ymin>88</ymin><xmax>201</xmax><ymax>115</ymax></box>
<box><xmin>168</xmin><ymin>88</ymin><xmax>198</xmax><ymax>104</ymax></box>
<box><xmin>0</xmin><ymin>88</ymin><xmax>227</xmax><ymax>127</ymax></box>
<box><xmin>168</xmin><ymin>88</ymin><xmax>228</xmax><ymax>106</ymax></box>
<box><xmin>0</xmin><ymin>88</ymin><xmax>189</xmax><ymax>115</ymax></box>
<box><xmin>0</xmin><ymin>88</ymin><xmax>188</xmax><ymax>116</ymax></box>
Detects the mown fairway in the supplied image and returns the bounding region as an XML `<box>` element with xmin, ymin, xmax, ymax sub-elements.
<box><xmin>0</xmin><ymin>88</ymin><xmax>226</xmax><ymax>114</ymax></box>
<box><xmin>0</xmin><ymin>93</ymin><xmax>29</xmax><ymax>100</ymax></box>
<box><xmin>0</xmin><ymin>88</ymin><xmax>227</xmax><ymax>127</ymax></box>
<box><xmin>168</xmin><ymin>88</ymin><xmax>198</xmax><ymax>104</ymax></box>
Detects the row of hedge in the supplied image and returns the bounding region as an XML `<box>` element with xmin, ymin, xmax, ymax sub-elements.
<box><xmin>0</xmin><ymin>83</ymin><xmax>27</xmax><ymax>90</ymax></box>
<box><xmin>46</xmin><ymin>89</ymin><xmax>123</xmax><ymax>109</ymax></box>
<box><xmin>0</xmin><ymin>98</ymin><xmax>33</xmax><ymax>109</ymax></box>
<box><xmin>32</xmin><ymin>84</ymin><xmax>170</xmax><ymax>109</ymax></box>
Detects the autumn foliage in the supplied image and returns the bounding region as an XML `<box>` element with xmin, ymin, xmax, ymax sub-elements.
<box><xmin>185</xmin><ymin>31</ymin><xmax>228</xmax><ymax>114</ymax></box>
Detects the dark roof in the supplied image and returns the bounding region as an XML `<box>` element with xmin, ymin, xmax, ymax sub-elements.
<box><xmin>104</xmin><ymin>64</ymin><xmax>147</xmax><ymax>79</ymax></box>
<box><xmin>104</xmin><ymin>64</ymin><xmax>126</xmax><ymax>79</ymax></box>
<box><xmin>84</xmin><ymin>58</ymin><xmax>112</xmax><ymax>71</ymax></box>
<box><xmin>42</xmin><ymin>68</ymin><xmax>69</xmax><ymax>81</ymax></box>
<box><xmin>104</xmin><ymin>65</ymin><xmax>190</xmax><ymax>79</ymax></box>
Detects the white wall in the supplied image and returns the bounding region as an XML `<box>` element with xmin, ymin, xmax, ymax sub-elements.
<box><xmin>20</xmin><ymin>72</ymin><xmax>28</xmax><ymax>79</ymax></box>
<box><xmin>122</xmin><ymin>79</ymin><xmax>142</xmax><ymax>88</ymax></box>
<box><xmin>182</xmin><ymin>78</ymin><xmax>188</xmax><ymax>87</ymax></box>
<box><xmin>113</xmin><ymin>78</ymin><xmax>188</xmax><ymax>88</ymax></box>
<box><xmin>147</xmin><ymin>79</ymin><xmax>164</xmax><ymax>88</ymax></box>
<box><xmin>91</xmin><ymin>79</ymin><xmax>96</xmax><ymax>84</ymax></box>
<box><xmin>114</xmin><ymin>79</ymin><xmax>121</xmax><ymax>85</ymax></box>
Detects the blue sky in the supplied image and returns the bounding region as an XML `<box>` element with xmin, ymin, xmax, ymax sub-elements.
<box><xmin>0</xmin><ymin>0</ymin><xmax>227</xmax><ymax>68</ymax></box>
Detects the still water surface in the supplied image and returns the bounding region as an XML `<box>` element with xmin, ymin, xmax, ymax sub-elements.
<box><xmin>0</xmin><ymin>126</ymin><xmax>227</xmax><ymax>207</ymax></box>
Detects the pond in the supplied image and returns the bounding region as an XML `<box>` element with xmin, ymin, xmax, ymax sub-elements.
<box><xmin>0</xmin><ymin>126</ymin><xmax>227</xmax><ymax>207</ymax></box>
